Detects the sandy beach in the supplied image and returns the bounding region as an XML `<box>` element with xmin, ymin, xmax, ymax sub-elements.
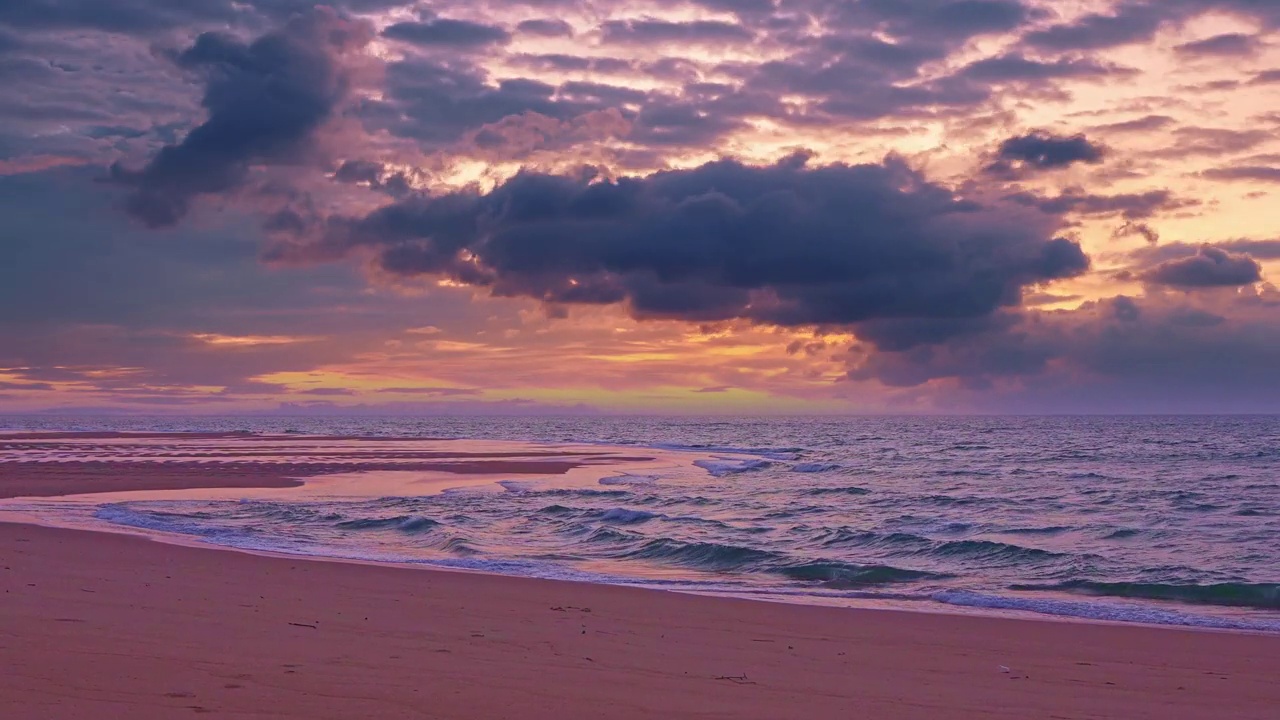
<box><xmin>1</xmin><ymin>434</ymin><xmax>1278</xmax><ymax>719</ymax></box>
<box><xmin>2</xmin><ymin>522</ymin><xmax>1278</xmax><ymax>720</ymax></box>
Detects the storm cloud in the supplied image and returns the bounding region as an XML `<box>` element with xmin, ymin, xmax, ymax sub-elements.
<box><xmin>987</xmin><ymin>132</ymin><xmax>1106</xmax><ymax>175</ymax></box>
<box><xmin>110</xmin><ymin>8</ymin><xmax>373</xmax><ymax>227</ymax></box>
<box><xmin>274</xmin><ymin>154</ymin><xmax>1088</xmax><ymax>334</ymax></box>
<box><xmin>1140</xmin><ymin>246</ymin><xmax>1264</xmax><ymax>288</ymax></box>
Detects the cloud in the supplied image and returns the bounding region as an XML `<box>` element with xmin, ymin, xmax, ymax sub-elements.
<box><xmin>382</xmin><ymin>17</ymin><xmax>511</xmax><ymax>48</ymax></box>
<box><xmin>1022</xmin><ymin>4</ymin><xmax>1167</xmax><ymax>51</ymax></box>
<box><xmin>1174</xmin><ymin>32</ymin><xmax>1260</xmax><ymax>57</ymax></box>
<box><xmin>1092</xmin><ymin>115</ymin><xmax>1175</xmax><ymax>133</ymax></box>
<box><xmin>1006</xmin><ymin>189</ymin><xmax>1191</xmax><ymax>220</ymax></box>
<box><xmin>1201</xmin><ymin>165</ymin><xmax>1280</xmax><ymax>183</ymax></box>
<box><xmin>375</xmin><ymin>386</ymin><xmax>481</xmax><ymax>395</ymax></box>
<box><xmin>956</xmin><ymin>54</ymin><xmax>1126</xmax><ymax>83</ymax></box>
<box><xmin>828</xmin><ymin>0</ymin><xmax>1039</xmax><ymax>44</ymax></box>
<box><xmin>986</xmin><ymin>131</ymin><xmax>1106</xmax><ymax>175</ymax></box>
<box><xmin>516</xmin><ymin>18</ymin><xmax>573</xmax><ymax>37</ymax></box>
<box><xmin>599</xmin><ymin>19</ymin><xmax>753</xmax><ymax>45</ymax></box>
<box><xmin>1129</xmin><ymin>239</ymin><xmax>1280</xmax><ymax>262</ymax></box>
<box><xmin>1149</xmin><ymin>126</ymin><xmax>1271</xmax><ymax>159</ymax></box>
<box><xmin>843</xmin><ymin>288</ymin><xmax>1280</xmax><ymax>408</ymax></box>
<box><xmin>110</xmin><ymin>8</ymin><xmax>374</xmax><ymax>227</ymax></box>
<box><xmin>1113</xmin><ymin>221</ymin><xmax>1160</xmax><ymax>245</ymax></box>
<box><xmin>1140</xmin><ymin>246</ymin><xmax>1263</xmax><ymax>288</ymax></box>
<box><xmin>1022</xmin><ymin>1</ymin><xmax>1280</xmax><ymax>55</ymax></box>
<box><xmin>272</xmin><ymin>154</ymin><xmax>1088</xmax><ymax>338</ymax></box>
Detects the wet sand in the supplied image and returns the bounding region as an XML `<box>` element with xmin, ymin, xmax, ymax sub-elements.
<box><xmin>0</xmin><ymin>433</ymin><xmax>652</xmax><ymax>498</ymax></box>
<box><xmin>0</xmin><ymin>434</ymin><xmax>1277</xmax><ymax>719</ymax></box>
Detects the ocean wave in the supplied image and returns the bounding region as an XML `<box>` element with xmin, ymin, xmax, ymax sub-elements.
<box><xmin>999</xmin><ymin>526</ymin><xmax>1071</xmax><ymax>536</ymax></box>
<box><xmin>1011</xmin><ymin>580</ymin><xmax>1280</xmax><ymax>610</ymax></box>
<box><xmin>933</xmin><ymin>590</ymin><xmax>1280</xmax><ymax>633</ymax></box>
<box><xmin>819</xmin><ymin>529</ymin><xmax>932</xmax><ymax>552</ymax></box>
<box><xmin>803</xmin><ymin>485</ymin><xmax>870</xmax><ymax>496</ymax></box>
<box><xmin>777</xmin><ymin>561</ymin><xmax>946</xmax><ymax>588</ymax></box>
<box><xmin>650</xmin><ymin>443</ymin><xmax>801</xmax><ymax>461</ymax></box>
<box><xmin>791</xmin><ymin>462</ymin><xmax>842</xmax><ymax>473</ymax></box>
<box><xmin>693</xmin><ymin>458</ymin><xmax>772</xmax><ymax>477</ymax></box>
<box><xmin>930</xmin><ymin>539</ymin><xmax>1066</xmax><ymax>563</ymax></box>
<box><xmin>497</xmin><ymin>480</ymin><xmax>540</xmax><ymax>493</ymax></box>
<box><xmin>335</xmin><ymin>515</ymin><xmax>440</xmax><ymax>532</ymax></box>
<box><xmin>600</xmin><ymin>508</ymin><xmax>661</xmax><ymax>524</ymax></box>
<box><xmin>599</xmin><ymin>474</ymin><xmax>659</xmax><ymax>486</ymax></box>
<box><xmin>618</xmin><ymin>538</ymin><xmax>780</xmax><ymax>569</ymax></box>
<box><xmin>436</xmin><ymin>537</ymin><xmax>478</xmax><ymax>555</ymax></box>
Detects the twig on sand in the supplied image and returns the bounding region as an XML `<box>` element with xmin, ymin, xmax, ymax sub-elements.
<box><xmin>715</xmin><ymin>674</ymin><xmax>756</xmax><ymax>685</ymax></box>
<box><xmin>288</xmin><ymin>622</ymin><xmax>318</xmax><ymax>629</ymax></box>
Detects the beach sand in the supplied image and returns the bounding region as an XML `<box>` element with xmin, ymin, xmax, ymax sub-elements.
<box><xmin>1</xmin><ymin>435</ymin><xmax>1277</xmax><ymax>719</ymax></box>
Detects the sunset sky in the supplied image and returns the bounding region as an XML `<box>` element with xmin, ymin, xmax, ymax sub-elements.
<box><xmin>1</xmin><ymin>0</ymin><xmax>1278</xmax><ymax>414</ymax></box>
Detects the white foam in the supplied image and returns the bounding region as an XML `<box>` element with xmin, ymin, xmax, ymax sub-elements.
<box><xmin>932</xmin><ymin>590</ymin><xmax>1280</xmax><ymax>633</ymax></box>
<box><xmin>600</xmin><ymin>508</ymin><xmax>661</xmax><ymax>523</ymax></box>
<box><xmin>599</xmin><ymin>474</ymin><xmax>659</xmax><ymax>486</ymax></box>
<box><xmin>693</xmin><ymin>458</ymin><xmax>772</xmax><ymax>477</ymax></box>
<box><xmin>496</xmin><ymin>480</ymin><xmax>541</xmax><ymax>493</ymax></box>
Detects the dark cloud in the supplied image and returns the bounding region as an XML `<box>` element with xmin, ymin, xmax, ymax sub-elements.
<box><xmin>271</xmin><ymin>155</ymin><xmax>1088</xmax><ymax>336</ymax></box>
<box><xmin>986</xmin><ymin>131</ymin><xmax>1106</xmax><ymax>175</ymax></box>
<box><xmin>331</xmin><ymin>159</ymin><xmax>414</xmax><ymax>196</ymax></box>
<box><xmin>827</xmin><ymin>0</ymin><xmax>1039</xmax><ymax>43</ymax></box>
<box><xmin>366</xmin><ymin>58</ymin><xmax>602</xmax><ymax>147</ymax></box>
<box><xmin>1113</xmin><ymin>221</ymin><xmax>1160</xmax><ymax>245</ymax></box>
<box><xmin>1130</xmin><ymin>239</ymin><xmax>1280</xmax><ymax>263</ymax></box>
<box><xmin>0</xmin><ymin>0</ymin><xmax>242</xmax><ymax>34</ymax></box>
<box><xmin>848</xmin><ymin>290</ymin><xmax>1280</xmax><ymax>412</ymax></box>
<box><xmin>515</xmin><ymin>18</ymin><xmax>573</xmax><ymax>37</ymax></box>
<box><xmin>0</xmin><ymin>0</ymin><xmax>412</xmax><ymax>35</ymax></box>
<box><xmin>382</xmin><ymin>17</ymin><xmax>511</xmax><ymax>47</ymax></box>
<box><xmin>1174</xmin><ymin>32</ymin><xmax>1259</xmax><ymax>57</ymax></box>
<box><xmin>1006</xmin><ymin>189</ymin><xmax>1190</xmax><ymax>220</ymax></box>
<box><xmin>599</xmin><ymin>19</ymin><xmax>753</xmax><ymax>45</ymax></box>
<box><xmin>956</xmin><ymin>54</ymin><xmax>1125</xmax><ymax>83</ymax></box>
<box><xmin>1022</xmin><ymin>4</ymin><xmax>1167</xmax><ymax>51</ymax></box>
<box><xmin>1201</xmin><ymin>165</ymin><xmax>1280</xmax><ymax>183</ymax></box>
<box><xmin>1212</xmin><ymin>238</ymin><xmax>1280</xmax><ymax>259</ymax></box>
<box><xmin>1140</xmin><ymin>246</ymin><xmax>1263</xmax><ymax>288</ymax></box>
<box><xmin>1251</xmin><ymin>69</ymin><xmax>1280</xmax><ymax>85</ymax></box>
<box><xmin>110</xmin><ymin>8</ymin><xmax>373</xmax><ymax>227</ymax></box>
<box><xmin>1022</xmin><ymin>1</ymin><xmax>1280</xmax><ymax>54</ymax></box>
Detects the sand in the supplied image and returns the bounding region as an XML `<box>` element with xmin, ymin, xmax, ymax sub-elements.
<box><xmin>2</xmin><ymin>524</ymin><xmax>1278</xmax><ymax>720</ymax></box>
<box><xmin>0</xmin><ymin>433</ymin><xmax>654</xmax><ymax>498</ymax></box>
<box><xmin>0</xmin><ymin>434</ymin><xmax>1277</xmax><ymax>719</ymax></box>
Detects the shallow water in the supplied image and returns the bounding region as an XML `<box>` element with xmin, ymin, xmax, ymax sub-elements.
<box><xmin>3</xmin><ymin>415</ymin><xmax>1278</xmax><ymax>631</ymax></box>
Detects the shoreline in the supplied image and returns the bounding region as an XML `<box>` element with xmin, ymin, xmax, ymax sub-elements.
<box><xmin>2</xmin><ymin>431</ymin><xmax>1277</xmax><ymax>635</ymax></box>
<box><xmin>3</xmin><ymin>432</ymin><xmax>1279</xmax><ymax>717</ymax></box>
<box><xmin>3</xmin><ymin>520</ymin><xmax>1278</xmax><ymax>719</ymax></box>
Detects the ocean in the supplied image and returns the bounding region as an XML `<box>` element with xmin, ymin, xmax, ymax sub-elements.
<box><xmin>2</xmin><ymin>415</ymin><xmax>1278</xmax><ymax>632</ymax></box>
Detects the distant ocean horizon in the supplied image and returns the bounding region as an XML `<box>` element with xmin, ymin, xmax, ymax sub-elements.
<box><xmin>3</xmin><ymin>414</ymin><xmax>1278</xmax><ymax>632</ymax></box>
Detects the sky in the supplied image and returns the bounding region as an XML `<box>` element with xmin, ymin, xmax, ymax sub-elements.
<box><xmin>1</xmin><ymin>0</ymin><xmax>1278</xmax><ymax>415</ymax></box>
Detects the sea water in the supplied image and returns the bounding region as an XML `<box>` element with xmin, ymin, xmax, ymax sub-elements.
<box><xmin>2</xmin><ymin>415</ymin><xmax>1277</xmax><ymax>631</ymax></box>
